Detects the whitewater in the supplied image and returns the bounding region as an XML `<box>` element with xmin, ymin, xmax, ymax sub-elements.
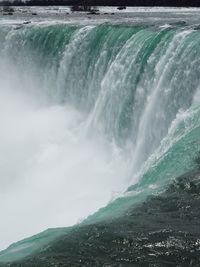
<box><xmin>1</xmin><ymin>7</ymin><xmax>200</xmax><ymax>259</ymax></box>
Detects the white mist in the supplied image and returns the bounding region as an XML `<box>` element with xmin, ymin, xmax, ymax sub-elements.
<box><xmin>0</xmin><ymin>59</ymin><xmax>129</xmax><ymax>250</ymax></box>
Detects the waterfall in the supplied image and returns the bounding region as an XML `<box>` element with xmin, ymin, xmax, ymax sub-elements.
<box><xmin>1</xmin><ymin>20</ymin><xmax>200</xmax><ymax>258</ymax></box>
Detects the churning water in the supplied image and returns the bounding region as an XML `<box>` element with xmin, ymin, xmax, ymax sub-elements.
<box><xmin>1</xmin><ymin>7</ymin><xmax>200</xmax><ymax>257</ymax></box>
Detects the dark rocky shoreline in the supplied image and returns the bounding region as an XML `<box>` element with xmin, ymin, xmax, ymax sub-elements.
<box><xmin>1</xmin><ymin>0</ymin><xmax>200</xmax><ymax>7</ymax></box>
<box><xmin>2</xmin><ymin>170</ymin><xmax>200</xmax><ymax>267</ymax></box>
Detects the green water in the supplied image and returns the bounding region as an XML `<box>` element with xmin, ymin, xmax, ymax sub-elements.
<box><xmin>1</xmin><ymin>17</ymin><xmax>200</xmax><ymax>263</ymax></box>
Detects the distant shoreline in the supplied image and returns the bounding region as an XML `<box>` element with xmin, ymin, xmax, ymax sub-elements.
<box><xmin>0</xmin><ymin>1</ymin><xmax>200</xmax><ymax>8</ymax></box>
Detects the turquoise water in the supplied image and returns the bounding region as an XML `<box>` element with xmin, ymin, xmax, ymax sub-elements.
<box><xmin>1</xmin><ymin>13</ymin><xmax>200</xmax><ymax>262</ymax></box>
